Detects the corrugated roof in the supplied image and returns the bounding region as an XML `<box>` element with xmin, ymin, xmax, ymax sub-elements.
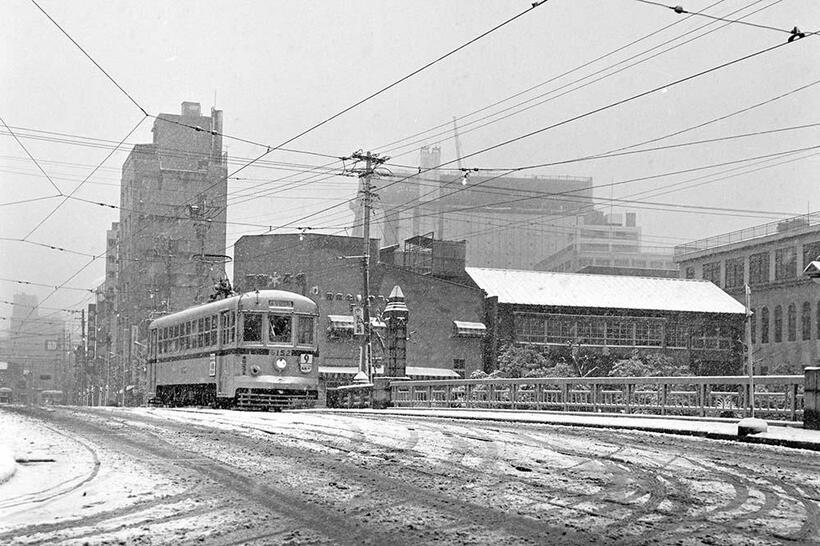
<box><xmin>466</xmin><ymin>267</ymin><xmax>745</xmax><ymax>315</ymax></box>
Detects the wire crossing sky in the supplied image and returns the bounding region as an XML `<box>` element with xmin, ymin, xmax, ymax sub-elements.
<box><xmin>1</xmin><ymin>0</ymin><xmax>818</xmax><ymax>320</ymax></box>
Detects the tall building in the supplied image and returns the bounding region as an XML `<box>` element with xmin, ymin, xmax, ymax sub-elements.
<box><xmin>674</xmin><ymin>212</ymin><xmax>820</xmax><ymax>373</ymax></box>
<box><xmin>534</xmin><ymin>210</ymin><xmax>677</xmax><ymax>277</ymax></box>
<box><xmin>113</xmin><ymin>102</ymin><xmax>227</xmax><ymax>401</ymax></box>
<box><xmin>351</xmin><ymin>146</ymin><xmax>594</xmax><ymax>270</ymax></box>
<box><xmin>0</xmin><ymin>293</ymin><xmax>67</xmax><ymax>404</ymax></box>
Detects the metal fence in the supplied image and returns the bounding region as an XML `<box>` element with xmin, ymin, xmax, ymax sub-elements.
<box><xmin>673</xmin><ymin>212</ymin><xmax>820</xmax><ymax>258</ymax></box>
<box><xmin>390</xmin><ymin>376</ymin><xmax>805</xmax><ymax>421</ymax></box>
<box><xmin>326</xmin><ymin>384</ymin><xmax>374</xmax><ymax>409</ymax></box>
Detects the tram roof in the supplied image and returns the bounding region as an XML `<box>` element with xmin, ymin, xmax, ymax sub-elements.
<box><xmin>150</xmin><ymin>290</ymin><xmax>317</xmax><ymax>328</ymax></box>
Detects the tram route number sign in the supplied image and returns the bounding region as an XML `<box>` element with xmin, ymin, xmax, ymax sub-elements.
<box><xmin>299</xmin><ymin>353</ymin><xmax>313</xmax><ymax>373</ymax></box>
<box><xmin>209</xmin><ymin>353</ymin><xmax>216</xmax><ymax>377</ymax></box>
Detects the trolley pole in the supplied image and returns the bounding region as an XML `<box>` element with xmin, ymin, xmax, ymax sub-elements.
<box><xmin>349</xmin><ymin>150</ymin><xmax>389</xmax><ymax>383</ymax></box>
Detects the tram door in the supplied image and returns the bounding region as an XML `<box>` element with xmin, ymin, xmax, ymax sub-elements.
<box><xmin>148</xmin><ymin>329</ymin><xmax>158</xmax><ymax>394</ymax></box>
<box><xmin>215</xmin><ymin>310</ymin><xmax>231</xmax><ymax>396</ymax></box>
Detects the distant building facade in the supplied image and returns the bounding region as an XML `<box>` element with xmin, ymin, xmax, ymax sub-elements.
<box><xmin>111</xmin><ymin>102</ymin><xmax>228</xmax><ymax>399</ymax></box>
<box><xmin>674</xmin><ymin>212</ymin><xmax>820</xmax><ymax>374</ymax></box>
<box><xmin>351</xmin><ymin>146</ymin><xmax>594</xmax><ymax>270</ymax></box>
<box><xmin>534</xmin><ymin>210</ymin><xmax>677</xmax><ymax>278</ymax></box>
<box><xmin>467</xmin><ymin>268</ymin><xmax>746</xmax><ymax>375</ymax></box>
<box><xmin>0</xmin><ymin>293</ymin><xmax>67</xmax><ymax>404</ymax></box>
<box><xmin>233</xmin><ymin>233</ymin><xmax>486</xmax><ymax>386</ymax></box>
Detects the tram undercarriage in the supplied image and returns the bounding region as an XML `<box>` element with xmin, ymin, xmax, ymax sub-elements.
<box><xmin>149</xmin><ymin>383</ymin><xmax>318</xmax><ymax>411</ymax></box>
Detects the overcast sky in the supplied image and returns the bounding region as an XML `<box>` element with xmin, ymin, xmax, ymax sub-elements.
<box><xmin>1</xmin><ymin>0</ymin><xmax>818</xmax><ymax>326</ymax></box>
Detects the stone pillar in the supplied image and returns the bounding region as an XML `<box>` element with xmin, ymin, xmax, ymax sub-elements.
<box><xmin>384</xmin><ymin>286</ymin><xmax>408</xmax><ymax>378</ymax></box>
<box><xmin>805</xmin><ymin>367</ymin><xmax>820</xmax><ymax>430</ymax></box>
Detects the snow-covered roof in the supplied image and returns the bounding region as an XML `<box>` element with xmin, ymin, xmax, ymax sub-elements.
<box><xmin>466</xmin><ymin>267</ymin><xmax>746</xmax><ymax>315</ymax></box>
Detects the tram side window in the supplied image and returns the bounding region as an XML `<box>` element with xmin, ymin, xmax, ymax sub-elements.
<box><xmin>198</xmin><ymin>318</ymin><xmax>205</xmax><ymax>347</ymax></box>
<box><xmin>221</xmin><ymin>311</ymin><xmax>236</xmax><ymax>344</ymax></box>
<box><xmin>184</xmin><ymin>321</ymin><xmax>191</xmax><ymax>350</ymax></box>
<box><xmin>269</xmin><ymin>314</ymin><xmax>292</xmax><ymax>344</ymax></box>
<box><xmin>297</xmin><ymin>316</ymin><xmax>314</xmax><ymax>345</ymax></box>
<box><xmin>170</xmin><ymin>325</ymin><xmax>178</xmax><ymax>353</ymax></box>
<box><xmin>243</xmin><ymin>313</ymin><xmax>263</xmax><ymax>342</ymax></box>
<box><xmin>204</xmin><ymin>316</ymin><xmax>211</xmax><ymax>346</ymax></box>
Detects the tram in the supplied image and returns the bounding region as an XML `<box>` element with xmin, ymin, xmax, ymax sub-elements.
<box><xmin>147</xmin><ymin>290</ymin><xmax>319</xmax><ymax>410</ymax></box>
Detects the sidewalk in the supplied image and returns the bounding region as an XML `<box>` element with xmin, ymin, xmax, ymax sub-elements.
<box><xmin>321</xmin><ymin>408</ymin><xmax>820</xmax><ymax>452</ymax></box>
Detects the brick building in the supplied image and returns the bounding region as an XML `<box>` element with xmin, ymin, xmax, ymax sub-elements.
<box><xmin>233</xmin><ymin>233</ymin><xmax>486</xmax><ymax>385</ymax></box>
<box><xmin>111</xmin><ymin>102</ymin><xmax>227</xmax><ymax>400</ymax></box>
<box><xmin>467</xmin><ymin>268</ymin><xmax>746</xmax><ymax>375</ymax></box>
<box><xmin>674</xmin><ymin>212</ymin><xmax>820</xmax><ymax>373</ymax></box>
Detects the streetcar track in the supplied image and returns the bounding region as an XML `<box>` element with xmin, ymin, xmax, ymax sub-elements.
<box><xmin>121</xmin><ymin>409</ymin><xmax>591</xmax><ymax>543</ymax></box>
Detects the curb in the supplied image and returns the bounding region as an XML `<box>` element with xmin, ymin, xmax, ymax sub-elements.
<box><xmin>0</xmin><ymin>445</ymin><xmax>17</xmax><ymax>485</ymax></box>
<box><xmin>319</xmin><ymin>408</ymin><xmax>820</xmax><ymax>453</ymax></box>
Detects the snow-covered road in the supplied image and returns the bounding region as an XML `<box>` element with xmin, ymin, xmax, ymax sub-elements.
<box><xmin>1</xmin><ymin>405</ymin><xmax>818</xmax><ymax>545</ymax></box>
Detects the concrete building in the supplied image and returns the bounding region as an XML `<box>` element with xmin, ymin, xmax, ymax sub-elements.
<box><xmin>113</xmin><ymin>102</ymin><xmax>227</xmax><ymax>400</ymax></box>
<box><xmin>351</xmin><ymin>146</ymin><xmax>593</xmax><ymax>270</ymax></box>
<box><xmin>674</xmin><ymin>212</ymin><xmax>820</xmax><ymax>373</ymax></box>
<box><xmin>467</xmin><ymin>268</ymin><xmax>746</xmax><ymax>375</ymax></box>
<box><xmin>0</xmin><ymin>293</ymin><xmax>68</xmax><ymax>404</ymax></box>
<box><xmin>233</xmin><ymin>233</ymin><xmax>486</xmax><ymax>386</ymax></box>
<box><xmin>534</xmin><ymin>210</ymin><xmax>677</xmax><ymax>278</ymax></box>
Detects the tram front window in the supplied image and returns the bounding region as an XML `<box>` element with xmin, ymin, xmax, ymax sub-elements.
<box><xmin>269</xmin><ymin>314</ymin><xmax>292</xmax><ymax>344</ymax></box>
<box><xmin>243</xmin><ymin>313</ymin><xmax>263</xmax><ymax>342</ymax></box>
<box><xmin>297</xmin><ymin>316</ymin><xmax>314</xmax><ymax>345</ymax></box>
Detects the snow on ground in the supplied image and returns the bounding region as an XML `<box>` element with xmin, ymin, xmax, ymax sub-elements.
<box><xmin>0</xmin><ymin>407</ymin><xmax>184</xmax><ymax>539</ymax></box>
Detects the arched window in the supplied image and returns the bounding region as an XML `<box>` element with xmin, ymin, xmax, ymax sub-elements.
<box><xmin>761</xmin><ymin>307</ymin><xmax>769</xmax><ymax>344</ymax></box>
<box><xmin>774</xmin><ymin>305</ymin><xmax>783</xmax><ymax>343</ymax></box>
<box><xmin>803</xmin><ymin>302</ymin><xmax>812</xmax><ymax>341</ymax></box>
<box><xmin>788</xmin><ymin>304</ymin><xmax>797</xmax><ymax>342</ymax></box>
<box><xmin>817</xmin><ymin>301</ymin><xmax>820</xmax><ymax>339</ymax></box>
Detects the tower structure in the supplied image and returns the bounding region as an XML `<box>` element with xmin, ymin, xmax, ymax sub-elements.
<box><xmin>352</xmin><ymin>146</ymin><xmax>594</xmax><ymax>270</ymax></box>
<box><xmin>114</xmin><ymin>102</ymin><xmax>227</xmax><ymax>400</ymax></box>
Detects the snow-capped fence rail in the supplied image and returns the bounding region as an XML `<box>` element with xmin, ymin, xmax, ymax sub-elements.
<box><xmin>389</xmin><ymin>375</ymin><xmax>805</xmax><ymax>421</ymax></box>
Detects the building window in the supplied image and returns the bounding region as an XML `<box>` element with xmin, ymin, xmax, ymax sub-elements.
<box><xmin>760</xmin><ymin>307</ymin><xmax>769</xmax><ymax>344</ymax></box>
<box><xmin>803</xmin><ymin>241</ymin><xmax>820</xmax><ymax>268</ymax></box>
<box><xmin>774</xmin><ymin>247</ymin><xmax>797</xmax><ymax>280</ymax></box>
<box><xmin>453</xmin><ymin>359</ymin><xmax>465</xmax><ymax>378</ymax></box>
<box><xmin>788</xmin><ymin>303</ymin><xmax>796</xmax><ymax>342</ymax></box>
<box><xmin>685</xmin><ymin>266</ymin><xmax>695</xmax><ymax>279</ymax></box>
<box><xmin>817</xmin><ymin>300</ymin><xmax>820</xmax><ymax>340</ymax></box>
<box><xmin>774</xmin><ymin>305</ymin><xmax>783</xmax><ymax>343</ymax></box>
<box><xmin>702</xmin><ymin>262</ymin><xmax>721</xmax><ymax>285</ymax></box>
<box><xmin>724</xmin><ymin>257</ymin><xmax>744</xmax><ymax>289</ymax></box>
<box><xmin>666</xmin><ymin>323</ymin><xmax>688</xmax><ymax>348</ymax></box>
<box><xmin>750</xmin><ymin>308</ymin><xmax>756</xmax><ymax>344</ymax></box>
<box><xmin>802</xmin><ymin>302</ymin><xmax>812</xmax><ymax>341</ymax></box>
<box><xmin>749</xmin><ymin>252</ymin><xmax>769</xmax><ymax>285</ymax></box>
<box><xmin>691</xmin><ymin>324</ymin><xmax>731</xmax><ymax>350</ymax></box>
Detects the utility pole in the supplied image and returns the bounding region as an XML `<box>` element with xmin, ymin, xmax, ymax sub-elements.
<box><xmin>348</xmin><ymin>150</ymin><xmax>389</xmax><ymax>383</ymax></box>
<box><xmin>744</xmin><ymin>284</ymin><xmax>755</xmax><ymax>417</ymax></box>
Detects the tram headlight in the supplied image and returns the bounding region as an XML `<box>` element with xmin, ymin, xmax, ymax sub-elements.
<box><xmin>275</xmin><ymin>358</ymin><xmax>287</xmax><ymax>370</ymax></box>
<box><xmin>250</xmin><ymin>365</ymin><xmax>261</xmax><ymax>376</ymax></box>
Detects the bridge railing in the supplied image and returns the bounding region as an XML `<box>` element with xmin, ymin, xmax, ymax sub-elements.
<box><xmin>389</xmin><ymin>376</ymin><xmax>804</xmax><ymax>421</ymax></box>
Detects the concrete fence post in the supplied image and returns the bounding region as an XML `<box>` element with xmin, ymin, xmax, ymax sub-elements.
<box><xmin>804</xmin><ymin>367</ymin><xmax>820</xmax><ymax>430</ymax></box>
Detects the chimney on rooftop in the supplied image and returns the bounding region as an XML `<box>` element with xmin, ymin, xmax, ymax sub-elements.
<box><xmin>181</xmin><ymin>102</ymin><xmax>201</xmax><ymax>117</ymax></box>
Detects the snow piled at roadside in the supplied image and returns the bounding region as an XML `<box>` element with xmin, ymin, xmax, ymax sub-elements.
<box><xmin>0</xmin><ymin>444</ymin><xmax>15</xmax><ymax>484</ymax></box>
